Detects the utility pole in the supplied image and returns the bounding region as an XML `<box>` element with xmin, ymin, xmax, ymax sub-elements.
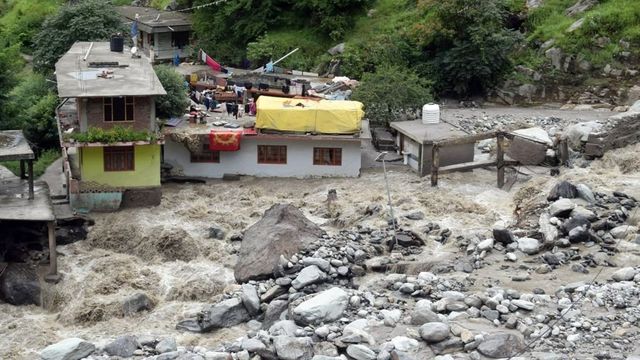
<box><xmin>376</xmin><ymin>152</ymin><xmax>398</xmax><ymax>248</ymax></box>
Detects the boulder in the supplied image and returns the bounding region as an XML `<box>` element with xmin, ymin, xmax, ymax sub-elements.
<box><xmin>517</xmin><ymin>238</ymin><xmax>541</xmax><ymax>255</ymax></box>
<box><xmin>292</xmin><ymin>287</ymin><xmax>348</xmax><ymax>325</ymax></box>
<box><xmin>575</xmin><ymin>184</ymin><xmax>596</xmax><ymax>203</ymax></box>
<box><xmin>506</xmin><ymin>136</ymin><xmax>547</xmax><ymax>165</ymax></box>
<box><xmin>561</xmin><ymin>215</ymin><xmax>591</xmax><ymax>234</ymax></box>
<box><xmin>419</xmin><ymin>322</ymin><xmax>450</xmax><ymax>343</ymax></box>
<box><xmin>269</xmin><ymin>320</ymin><xmax>301</xmax><ymax>337</ymax></box>
<box><xmin>240</xmin><ymin>284</ymin><xmax>260</xmax><ymax>315</ymax></box>
<box><xmin>538</xmin><ymin>213</ymin><xmax>559</xmax><ymax>243</ymax></box>
<box><xmin>0</xmin><ymin>263</ymin><xmax>41</xmax><ymax>306</ymax></box>
<box><xmin>512</xmin><ymin>127</ymin><xmax>553</xmax><ymax>146</ymax></box>
<box><xmin>545</xmin><ymin>48</ymin><xmax>564</xmax><ymax>70</ymax></box>
<box><xmin>410</xmin><ymin>300</ymin><xmax>440</xmax><ymax>325</ymax></box>
<box><xmin>234</xmin><ymin>204</ymin><xmax>324</xmax><ymax>283</ymax></box>
<box><xmin>549</xmin><ymin>199</ymin><xmax>575</xmax><ymax>218</ymax></box>
<box><xmin>346</xmin><ymin>344</ymin><xmax>376</xmax><ymax>360</ymax></box>
<box><xmin>263</xmin><ymin>299</ymin><xmax>289</xmax><ymax>329</ymax></box>
<box><xmin>302</xmin><ymin>257</ymin><xmax>331</xmax><ymax>273</ymax></box>
<box><xmin>292</xmin><ymin>265</ymin><xmax>327</xmax><ymax>290</ymax></box>
<box><xmin>273</xmin><ymin>336</ymin><xmax>314</xmax><ymax>360</ymax></box>
<box><xmin>103</xmin><ymin>335</ymin><xmax>139</xmax><ymax>358</ymax></box>
<box><xmin>176</xmin><ymin>297</ymin><xmax>250</xmax><ymax>332</ymax></box>
<box><xmin>564</xmin><ymin>122</ymin><xmax>603</xmax><ymax>150</ymax></box>
<box><xmin>327</xmin><ymin>43</ymin><xmax>345</xmax><ymax>56</ymax></box>
<box><xmin>566</xmin><ymin>0</ymin><xmax>598</xmax><ymax>16</ymax></box>
<box><xmin>612</xmin><ymin>267</ymin><xmax>637</xmax><ymax>282</ymax></box>
<box><xmin>477</xmin><ymin>333</ymin><xmax>525</xmax><ymax>358</ymax></box>
<box><xmin>493</xmin><ymin>227</ymin><xmax>515</xmax><ymax>245</ymax></box>
<box><xmin>566</xmin><ymin>18</ymin><xmax>584</xmax><ymax>32</ymax></box>
<box><xmin>156</xmin><ymin>337</ymin><xmax>177</xmax><ymax>353</ymax></box>
<box><xmin>548</xmin><ymin>181</ymin><xmax>578</xmax><ymax>201</ymax></box>
<box><xmin>610</xmin><ymin>225</ymin><xmax>638</xmax><ymax>239</ymax></box>
<box><xmin>40</xmin><ymin>338</ymin><xmax>96</xmax><ymax>360</ymax></box>
<box><xmin>122</xmin><ymin>292</ymin><xmax>153</xmax><ymax>316</ymax></box>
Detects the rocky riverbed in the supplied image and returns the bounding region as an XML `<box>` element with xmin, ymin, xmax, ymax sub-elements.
<box><xmin>2</xmin><ymin>138</ymin><xmax>640</xmax><ymax>360</ymax></box>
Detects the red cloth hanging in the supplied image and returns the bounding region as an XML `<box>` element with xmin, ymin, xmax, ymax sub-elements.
<box><xmin>209</xmin><ymin>131</ymin><xmax>241</xmax><ymax>151</ymax></box>
<box><xmin>200</xmin><ymin>49</ymin><xmax>228</xmax><ymax>73</ymax></box>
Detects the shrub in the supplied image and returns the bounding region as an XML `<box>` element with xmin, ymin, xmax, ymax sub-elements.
<box><xmin>68</xmin><ymin>126</ymin><xmax>157</xmax><ymax>144</ymax></box>
<box><xmin>154</xmin><ymin>65</ymin><xmax>189</xmax><ymax>118</ymax></box>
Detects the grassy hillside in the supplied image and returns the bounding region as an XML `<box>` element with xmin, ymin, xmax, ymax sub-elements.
<box><xmin>0</xmin><ymin>0</ymin><xmax>62</xmax><ymax>53</ymax></box>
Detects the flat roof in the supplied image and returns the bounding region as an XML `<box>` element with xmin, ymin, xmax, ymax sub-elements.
<box><xmin>0</xmin><ymin>130</ymin><xmax>34</xmax><ymax>161</ymax></box>
<box><xmin>0</xmin><ymin>179</ymin><xmax>55</xmax><ymax>221</ymax></box>
<box><xmin>390</xmin><ymin>120</ymin><xmax>469</xmax><ymax>144</ymax></box>
<box><xmin>55</xmin><ymin>41</ymin><xmax>167</xmax><ymax>98</ymax></box>
<box><xmin>116</xmin><ymin>6</ymin><xmax>191</xmax><ymax>32</ymax></box>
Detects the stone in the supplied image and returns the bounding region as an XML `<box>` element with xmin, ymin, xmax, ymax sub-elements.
<box><xmin>391</xmin><ymin>336</ymin><xmax>419</xmax><ymax>352</ymax></box>
<box><xmin>612</xmin><ymin>267</ymin><xmax>637</xmax><ymax>282</ymax></box>
<box><xmin>549</xmin><ymin>199</ymin><xmax>575</xmax><ymax>218</ymax></box>
<box><xmin>568</xmin><ymin>226</ymin><xmax>589</xmax><ymax>243</ymax></box>
<box><xmin>176</xmin><ymin>298</ymin><xmax>250</xmax><ymax>333</ymax></box>
<box><xmin>242</xmin><ymin>338</ymin><xmax>266</xmax><ymax>352</ymax></box>
<box><xmin>263</xmin><ymin>299</ymin><xmax>289</xmax><ymax>329</ymax></box>
<box><xmin>575</xmin><ymin>184</ymin><xmax>596</xmax><ymax>203</ymax></box>
<box><xmin>477</xmin><ymin>238</ymin><xmax>494</xmax><ymax>251</ymax></box>
<box><xmin>40</xmin><ymin>338</ymin><xmax>96</xmax><ymax>360</ymax></box>
<box><xmin>517</xmin><ymin>238</ymin><xmax>541</xmax><ymax>255</ymax></box>
<box><xmin>512</xmin><ymin>127</ymin><xmax>553</xmax><ymax>146</ymax></box>
<box><xmin>269</xmin><ymin>320</ymin><xmax>300</xmax><ymax>337</ymax></box>
<box><xmin>208</xmin><ymin>225</ymin><xmax>226</xmax><ymax>240</ymax></box>
<box><xmin>292</xmin><ymin>265</ymin><xmax>327</xmax><ymax>290</ymax></box>
<box><xmin>273</xmin><ymin>336</ymin><xmax>314</xmax><ymax>360</ymax></box>
<box><xmin>538</xmin><ymin>213</ymin><xmax>559</xmax><ymax>243</ymax></box>
<box><xmin>303</xmin><ymin>257</ymin><xmax>331</xmax><ymax>273</ymax></box>
<box><xmin>410</xmin><ymin>301</ymin><xmax>440</xmax><ymax>325</ymax></box>
<box><xmin>419</xmin><ymin>322</ymin><xmax>451</xmax><ymax>343</ymax></box>
<box><xmin>404</xmin><ymin>211</ymin><xmax>424</xmax><ymax>220</ymax></box>
<box><xmin>156</xmin><ymin>337</ymin><xmax>177</xmax><ymax>354</ymax></box>
<box><xmin>104</xmin><ymin>335</ymin><xmax>139</xmax><ymax>358</ymax></box>
<box><xmin>240</xmin><ymin>284</ymin><xmax>260</xmax><ymax>315</ymax></box>
<box><xmin>545</xmin><ymin>48</ymin><xmax>563</xmax><ymax>70</ymax></box>
<box><xmin>234</xmin><ymin>204</ymin><xmax>324</xmax><ymax>283</ymax></box>
<box><xmin>380</xmin><ymin>309</ymin><xmax>402</xmax><ymax>327</ymax></box>
<box><xmin>122</xmin><ymin>292</ymin><xmax>153</xmax><ymax>316</ymax></box>
<box><xmin>292</xmin><ymin>287</ymin><xmax>348</xmax><ymax>325</ymax></box>
<box><xmin>493</xmin><ymin>227</ymin><xmax>515</xmax><ymax>245</ymax></box>
<box><xmin>0</xmin><ymin>263</ymin><xmax>41</xmax><ymax>306</ymax></box>
<box><xmin>507</xmin><ymin>136</ymin><xmax>547</xmax><ymax>165</ymax></box>
<box><xmin>548</xmin><ymin>181</ymin><xmax>578</xmax><ymax>201</ymax></box>
<box><xmin>327</xmin><ymin>43</ymin><xmax>345</xmax><ymax>56</ymax></box>
<box><xmin>526</xmin><ymin>0</ymin><xmax>544</xmax><ymax>8</ymax></box>
<box><xmin>566</xmin><ymin>0</ymin><xmax>598</xmax><ymax>16</ymax></box>
<box><xmin>477</xmin><ymin>333</ymin><xmax>525</xmax><ymax>358</ymax></box>
<box><xmin>561</xmin><ymin>215</ymin><xmax>591</xmax><ymax>234</ymax></box>
<box><xmin>346</xmin><ymin>344</ymin><xmax>376</xmax><ymax>360</ymax></box>
<box><xmin>566</xmin><ymin>18</ymin><xmax>584</xmax><ymax>32</ymax></box>
<box><xmin>610</xmin><ymin>225</ymin><xmax>638</xmax><ymax>239</ymax></box>
<box><xmin>512</xmin><ymin>300</ymin><xmax>535</xmax><ymax>311</ymax></box>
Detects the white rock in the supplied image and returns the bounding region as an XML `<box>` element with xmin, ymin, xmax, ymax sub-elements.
<box><xmin>610</xmin><ymin>225</ymin><xmax>638</xmax><ymax>239</ymax></box>
<box><xmin>477</xmin><ymin>238</ymin><xmax>494</xmax><ymax>251</ymax></box>
<box><xmin>512</xmin><ymin>300</ymin><xmax>535</xmax><ymax>311</ymax></box>
<box><xmin>292</xmin><ymin>265</ymin><xmax>327</xmax><ymax>290</ymax></box>
<box><xmin>517</xmin><ymin>238</ymin><xmax>541</xmax><ymax>255</ymax></box>
<box><xmin>293</xmin><ymin>287</ymin><xmax>349</xmax><ymax>325</ymax></box>
<box><xmin>612</xmin><ymin>267</ymin><xmax>637</xmax><ymax>282</ymax></box>
<box><xmin>549</xmin><ymin>199</ymin><xmax>575</xmax><ymax>217</ymax></box>
<box><xmin>40</xmin><ymin>338</ymin><xmax>96</xmax><ymax>360</ymax></box>
<box><xmin>380</xmin><ymin>309</ymin><xmax>402</xmax><ymax>327</ymax></box>
<box><xmin>419</xmin><ymin>322</ymin><xmax>450</xmax><ymax>343</ymax></box>
<box><xmin>390</xmin><ymin>336</ymin><xmax>419</xmax><ymax>352</ymax></box>
<box><xmin>346</xmin><ymin>344</ymin><xmax>376</xmax><ymax>360</ymax></box>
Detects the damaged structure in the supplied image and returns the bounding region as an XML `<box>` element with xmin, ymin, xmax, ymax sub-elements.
<box><xmin>164</xmin><ymin>96</ymin><xmax>365</xmax><ymax>178</ymax></box>
<box><xmin>116</xmin><ymin>6</ymin><xmax>193</xmax><ymax>63</ymax></box>
<box><xmin>0</xmin><ymin>130</ymin><xmax>59</xmax><ymax>296</ymax></box>
<box><xmin>55</xmin><ymin>41</ymin><xmax>166</xmax><ymax>211</ymax></box>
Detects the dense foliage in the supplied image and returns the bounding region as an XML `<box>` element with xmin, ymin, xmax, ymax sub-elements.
<box><xmin>68</xmin><ymin>126</ymin><xmax>157</xmax><ymax>144</ymax></box>
<box><xmin>154</xmin><ymin>65</ymin><xmax>190</xmax><ymax>118</ymax></box>
<box><xmin>32</xmin><ymin>0</ymin><xmax>124</xmax><ymax>73</ymax></box>
<box><xmin>351</xmin><ymin>65</ymin><xmax>433</xmax><ymax>126</ymax></box>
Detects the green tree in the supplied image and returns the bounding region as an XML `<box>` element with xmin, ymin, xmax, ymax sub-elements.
<box><xmin>22</xmin><ymin>94</ymin><xmax>59</xmax><ymax>152</ymax></box>
<box><xmin>351</xmin><ymin>65</ymin><xmax>433</xmax><ymax>127</ymax></box>
<box><xmin>154</xmin><ymin>65</ymin><xmax>189</xmax><ymax>118</ymax></box>
<box><xmin>411</xmin><ymin>0</ymin><xmax>519</xmax><ymax>96</ymax></box>
<box><xmin>32</xmin><ymin>0</ymin><xmax>123</xmax><ymax>73</ymax></box>
<box><xmin>0</xmin><ymin>44</ymin><xmax>23</xmax><ymax>125</ymax></box>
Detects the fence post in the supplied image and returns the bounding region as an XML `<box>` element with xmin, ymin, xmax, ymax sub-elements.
<box><xmin>430</xmin><ymin>144</ymin><xmax>440</xmax><ymax>187</ymax></box>
<box><xmin>497</xmin><ymin>132</ymin><xmax>505</xmax><ymax>188</ymax></box>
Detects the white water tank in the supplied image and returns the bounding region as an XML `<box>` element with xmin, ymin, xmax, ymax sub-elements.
<box><xmin>422</xmin><ymin>103</ymin><xmax>440</xmax><ymax>124</ymax></box>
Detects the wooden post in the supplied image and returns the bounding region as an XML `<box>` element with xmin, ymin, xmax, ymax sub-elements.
<box><xmin>45</xmin><ymin>221</ymin><xmax>61</xmax><ymax>283</ymax></box>
<box><xmin>19</xmin><ymin>159</ymin><xmax>25</xmax><ymax>179</ymax></box>
<box><xmin>497</xmin><ymin>132</ymin><xmax>505</xmax><ymax>189</ymax></box>
<box><xmin>560</xmin><ymin>139</ymin><xmax>569</xmax><ymax>166</ymax></box>
<box><xmin>27</xmin><ymin>159</ymin><xmax>34</xmax><ymax>200</ymax></box>
<box><xmin>430</xmin><ymin>145</ymin><xmax>440</xmax><ymax>187</ymax></box>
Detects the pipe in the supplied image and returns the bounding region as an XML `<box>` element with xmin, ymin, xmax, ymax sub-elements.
<box><xmin>83</xmin><ymin>42</ymin><xmax>94</xmax><ymax>61</ymax></box>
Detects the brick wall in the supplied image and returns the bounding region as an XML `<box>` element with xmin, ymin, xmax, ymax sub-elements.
<box><xmin>84</xmin><ymin>96</ymin><xmax>152</xmax><ymax>132</ymax></box>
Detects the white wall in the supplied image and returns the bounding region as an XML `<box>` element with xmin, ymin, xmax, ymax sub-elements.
<box><xmin>401</xmin><ymin>135</ymin><xmax>421</xmax><ymax>172</ymax></box>
<box><xmin>164</xmin><ymin>137</ymin><xmax>362</xmax><ymax>178</ymax></box>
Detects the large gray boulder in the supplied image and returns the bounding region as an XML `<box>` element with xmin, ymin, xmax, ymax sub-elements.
<box><xmin>103</xmin><ymin>335</ymin><xmax>139</xmax><ymax>358</ymax></box>
<box><xmin>292</xmin><ymin>287</ymin><xmax>348</xmax><ymax>325</ymax></box>
<box><xmin>273</xmin><ymin>336</ymin><xmax>314</xmax><ymax>360</ymax></box>
<box><xmin>176</xmin><ymin>297</ymin><xmax>250</xmax><ymax>332</ymax></box>
<box><xmin>240</xmin><ymin>284</ymin><xmax>260</xmax><ymax>315</ymax></box>
<box><xmin>477</xmin><ymin>333</ymin><xmax>525</xmax><ymax>358</ymax></box>
<box><xmin>292</xmin><ymin>265</ymin><xmax>327</xmax><ymax>290</ymax></box>
<box><xmin>419</xmin><ymin>322</ymin><xmax>450</xmax><ymax>343</ymax></box>
<box><xmin>122</xmin><ymin>292</ymin><xmax>153</xmax><ymax>316</ymax></box>
<box><xmin>346</xmin><ymin>344</ymin><xmax>376</xmax><ymax>360</ymax></box>
<box><xmin>234</xmin><ymin>204</ymin><xmax>324</xmax><ymax>283</ymax></box>
<box><xmin>40</xmin><ymin>338</ymin><xmax>95</xmax><ymax>360</ymax></box>
<box><xmin>410</xmin><ymin>300</ymin><xmax>440</xmax><ymax>325</ymax></box>
<box><xmin>0</xmin><ymin>263</ymin><xmax>41</xmax><ymax>306</ymax></box>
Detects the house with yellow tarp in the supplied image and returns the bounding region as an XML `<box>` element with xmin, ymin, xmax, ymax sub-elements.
<box><xmin>163</xmin><ymin>96</ymin><xmax>367</xmax><ymax>178</ymax></box>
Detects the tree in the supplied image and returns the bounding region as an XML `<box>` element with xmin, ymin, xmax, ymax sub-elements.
<box><xmin>32</xmin><ymin>0</ymin><xmax>124</xmax><ymax>73</ymax></box>
<box><xmin>411</xmin><ymin>0</ymin><xmax>519</xmax><ymax>96</ymax></box>
<box><xmin>351</xmin><ymin>65</ymin><xmax>433</xmax><ymax>127</ymax></box>
<box><xmin>0</xmin><ymin>44</ymin><xmax>23</xmax><ymax>125</ymax></box>
<box><xmin>154</xmin><ymin>65</ymin><xmax>189</xmax><ymax>119</ymax></box>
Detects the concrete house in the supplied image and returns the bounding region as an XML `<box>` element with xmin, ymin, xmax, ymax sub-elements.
<box><xmin>55</xmin><ymin>42</ymin><xmax>166</xmax><ymax>211</ymax></box>
<box><xmin>164</xmin><ymin>96</ymin><xmax>365</xmax><ymax>178</ymax></box>
<box><xmin>116</xmin><ymin>6</ymin><xmax>192</xmax><ymax>63</ymax></box>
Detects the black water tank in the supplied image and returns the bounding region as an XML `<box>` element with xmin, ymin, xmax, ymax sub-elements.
<box><xmin>110</xmin><ymin>35</ymin><xmax>124</xmax><ymax>52</ymax></box>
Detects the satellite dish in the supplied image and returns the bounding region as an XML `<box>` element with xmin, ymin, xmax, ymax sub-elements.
<box><xmin>131</xmin><ymin>46</ymin><xmax>138</xmax><ymax>55</ymax></box>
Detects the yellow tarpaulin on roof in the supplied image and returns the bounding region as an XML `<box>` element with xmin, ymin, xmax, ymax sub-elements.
<box><xmin>256</xmin><ymin>96</ymin><xmax>364</xmax><ymax>134</ymax></box>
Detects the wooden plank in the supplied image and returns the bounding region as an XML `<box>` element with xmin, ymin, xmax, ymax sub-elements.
<box><xmin>430</xmin><ymin>145</ymin><xmax>439</xmax><ymax>187</ymax></box>
<box><xmin>439</xmin><ymin>160</ymin><xmax>498</xmax><ymax>174</ymax></box>
<box><xmin>434</xmin><ymin>131</ymin><xmax>498</xmax><ymax>147</ymax></box>
<box><xmin>497</xmin><ymin>133</ymin><xmax>505</xmax><ymax>188</ymax></box>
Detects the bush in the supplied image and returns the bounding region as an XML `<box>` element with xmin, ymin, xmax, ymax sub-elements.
<box><xmin>351</xmin><ymin>65</ymin><xmax>433</xmax><ymax>127</ymax></box>
<box><xmin>0</xmin><ymin>149</ymin><xmax>60</xmax><ymax>178</ymax></box>
<box><xmin>68</xmin><ymin>126</ymin><xmax>157</xmax><ymax>144</ymax></box>
<box><xmin>154</xmin><ymin>65</ymin><xmax>189</xmax><ymax>118</ymax></box>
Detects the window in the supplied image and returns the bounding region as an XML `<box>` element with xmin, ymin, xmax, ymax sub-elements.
<box><xmin>172</xmin><ymin>31</ymin><xmax>190</xmax><ymax>48</ymax></box>
<box><xmin>258</xmin><ymin>145</ymin><xmax>287</xmax><ymax>164</ymax></box>
<box><xmin>104</xmin><ymin>146</ymin><xmax>134</xmax><ymax>171</ymax></box>
<box><xmin>190</xmin><ymin>143</ymin><xmax>220</xmax><ymax>163</ymax></box>
<box><xmin>104</xmin><ymin>97</ymin><xmax>134</xmax><ymax>121</ymax></box>
<box><xmin>313</xmin><ymin>147</ymin><xmax>342</xmax><ymax>166</ymax></box>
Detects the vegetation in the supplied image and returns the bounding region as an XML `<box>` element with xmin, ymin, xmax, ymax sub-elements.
<box><xmin>351</xmin><ymin>65</ymin><xmax>433</xmax><ymax>126</ymax></box>
<box><xmin>154</xmin><ymin>65</ymin><xmax>190</xmax><ymax>118</ymax></box>
<box><xmin>67</xmin><ymin>126</ymin><xmax>158</xmax><ymax>144</ymax></box>
<box><xmin>0</xmin><ymin>148</ymin><xmax>60</xmax><ymax>178</ymax></box>
<box><xmin>32</xmin><ymin>0</ymin><xmax>124</xmax><ymax>73</ymax></box>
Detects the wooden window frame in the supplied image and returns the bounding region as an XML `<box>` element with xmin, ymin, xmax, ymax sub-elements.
<box><xmin>257</xmin><ymin>145</ymin><xmax>287</xmax><ymax>165</ymax></box>
<box><xmin>103</xmin><ymin>146</ymin><xmax>135</xmax><ymax>172</ymax></box>
<box><xmin>190</xmin><ymin>143</ymin><xmax>220</xmax><ymax>163</ymax></box>
<box><xmin>313</xmin><ymin>147</ymin><xmax>342</xmax><ymax>166</ymax></box>
<box><xmin>103</xmin><ymin>96</ymin><xmax>135</xmax><ymax>122</ymax></box>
